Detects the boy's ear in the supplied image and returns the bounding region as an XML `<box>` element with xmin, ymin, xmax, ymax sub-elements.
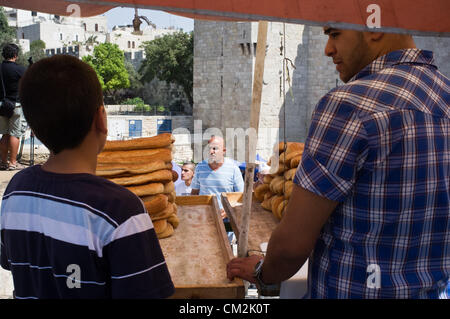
<box><xmin>94</xmin><ymin>105</ymin><xmax>108</xmax><ymax>135</ymax></box>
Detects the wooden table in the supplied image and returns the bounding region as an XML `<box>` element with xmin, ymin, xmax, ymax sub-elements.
<box><xmin>221</xmin><ymin>192</ymin><xmax>279</xmax><ymax>256</ymax></box>
<box><xmin>158</xmin><ymin>195</ymin><xmax>245</xmax><ymax>299</ymax></box>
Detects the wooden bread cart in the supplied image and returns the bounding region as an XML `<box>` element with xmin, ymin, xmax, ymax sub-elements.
<box><xmin>221</xmin><ymin>192</ymin><xmax>279</xmax><ymax>256</ymax></box>
<box><xmin>158</xmin><ymin>195</ymin><xmax>245</xmax><ymax>298</ymax></box>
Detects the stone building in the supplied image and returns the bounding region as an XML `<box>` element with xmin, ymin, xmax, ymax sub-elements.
<box><xmin>107</xmin><ymin>25</ymin><xmax>176</xmax><ymax>68</ymax></box>
<box><xmin>4</xmin><ymin>7</ymin><xmax>108</xmax><ymax>58</ymax></box>
<box><xmin>193</xmin><ymin>21</ymin><xmax>339</xmax><ymax>161</ymax></box>
<box><xmin>193</xmin><ymin>20</ymin><xmax>450</xmax><ymax>162</ymax></box>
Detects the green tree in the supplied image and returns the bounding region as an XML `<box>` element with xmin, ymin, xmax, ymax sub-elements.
<box><xmin>124</xmin><ymin>60</ymin><xmax>143</xmax><ymax>91</ymax></box>
<box><xmin>140</xmin><ymin>31</ymin><xmax>193</xmax><ymax>107</ymax></box>
<box><xmin>0</xmin><ymin>7</ymin><xmax>28</xmax><ymax>66</ymax></box>
<box><xmin>82</xmin><ymin>43</ymin><xmax>130</xmax><ymax>103</ymax></box>
<box><xmin>26</xmin><ymin>40</ymin><xmax>47</xmax><ymax>63</ymax></box>
<box><xmin>0</xmin><ymin>6</ymin><xmax>16</xmax><ymax>53</ymax></box>
<box><xmin>122</xmin><ymin>97</ymin><xmax>151</xmax><ymax>113</ymax></box>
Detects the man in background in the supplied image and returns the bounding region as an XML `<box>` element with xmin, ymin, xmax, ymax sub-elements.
<box><xmin>191</xmin><ymin>135</ymin><xmax>244</xmax><ymax>221</ymax></box>
<box><xmin>175</xmin><ymin>162</ymin><xmax>195</xmax><ymax>196</ymax></box>
<box><xmin>0</xmin><ymin>43</ymin><xmax>27</xmax><ymax>170</ymax></box>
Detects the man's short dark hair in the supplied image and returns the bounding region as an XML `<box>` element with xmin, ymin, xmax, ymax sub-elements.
<box><xmin>2</xmin><ymin>43</ymin><xmax>20</xmax><ymax>60</ymax></box>
<box><xmin>2</xmin><ymin>43</ymin><xmax>19</xmax><ymax>60</ymax></box>
<box><xmin>19</xmin><ymin>55</ymin><xmax>103</xmax><ymax>154</ymax></box>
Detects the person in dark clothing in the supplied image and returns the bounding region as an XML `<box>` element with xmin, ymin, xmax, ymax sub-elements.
<box><xmin>0</xmin><ymin>43</ymin><xmax>27</xmax><ymax>170</ymax></box>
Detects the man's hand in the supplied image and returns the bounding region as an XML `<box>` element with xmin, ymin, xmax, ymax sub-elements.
<box><xmin>227</xmin><ymin>254</ymin><xmax>262</xmax><ymax>283</ymax></box>
<box><xmin>226</xmin><ymin>184</ymin><xmax>338</xmax><ymax>284</ymax></box>
<box><xmin>221</xmin><ymin>209</ymin><xmax>227</xmax><ymax>219</ymax></box>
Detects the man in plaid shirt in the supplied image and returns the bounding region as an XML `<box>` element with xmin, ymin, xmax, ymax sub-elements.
<box><xmin>227</xmin><ymin>28</ymin><xmax>449</xmax><ymax>298</ymax></box>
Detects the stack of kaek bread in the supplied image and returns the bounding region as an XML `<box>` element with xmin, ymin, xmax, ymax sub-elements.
<box><xmin>254</xmin><ymin>142</ymin><xmax>304</xmax><ymax>220</ymax></box>
<box><xmin>96</xmin><ymin>133</ymin><xmax>179</xmax><ymax>239</ymax></box>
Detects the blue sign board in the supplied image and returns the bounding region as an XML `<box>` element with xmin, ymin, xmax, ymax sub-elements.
<box><xmin>157</xmin><ymin>119</ymin><xmax>172</xmax><ymax>134</ymax></box>
<box><xmin>129</xmin><ymin>120</ymin><xmax>142</xmax><ymax>137</ymax></box>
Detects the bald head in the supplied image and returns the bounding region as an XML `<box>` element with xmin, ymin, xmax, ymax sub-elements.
<box><xmin>208</xmin><ymin>135</ymin><xmax>224</xmax><ymax>148</ymax></box>
<box><xmin>207</xmin><ymin>135</ymin><xmax>226</xmax><ymax>165</ymax></box>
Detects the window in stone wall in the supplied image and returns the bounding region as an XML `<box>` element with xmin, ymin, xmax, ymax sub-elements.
<box><xmin>239</xmin><ymin>43</ymin><xmax>245</xmax><ymax>55</ymax></box>
<box><xmin>95</xmin><ymin>24</ymin><xmax>98</xmax><ymax>32</ymax></box>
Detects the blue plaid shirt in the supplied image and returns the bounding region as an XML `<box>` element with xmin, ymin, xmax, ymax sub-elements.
<box><xmin>294</xmin><ymin>49</ymin><xmax>450</xmax><ymax>299</ymax></box>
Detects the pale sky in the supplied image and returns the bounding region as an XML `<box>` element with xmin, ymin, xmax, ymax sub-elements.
<box><xmin>103</xmin><ymin>7</ymin><xmax>194</xmax><ymax>32</ymax></box>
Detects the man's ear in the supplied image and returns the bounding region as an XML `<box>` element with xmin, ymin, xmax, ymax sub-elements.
<box><xmin>366</xmin><ymin>32</ymin><xmax>384</xmax><ymax>42</ymax></box>
<box><xmin>94</xmin><ymin>105</ymin><xmax>108</xmax><ymax>135</ymax></box>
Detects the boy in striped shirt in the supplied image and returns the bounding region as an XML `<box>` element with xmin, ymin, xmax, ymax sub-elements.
<box><xmin>0</xmin><ymin>55</ymin><xmax>174</xmax><ymax>299</ymax></box>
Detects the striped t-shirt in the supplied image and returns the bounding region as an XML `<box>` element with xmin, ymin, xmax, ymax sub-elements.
<box><xmin>191</xmin><ymin>158</ymin><xmax>244</xmax><ymax>208</ymax></box>
<box><xmin>0</xmin><ymin>165</ymin><xmax>174</xmax><ymax>299</ymax></box>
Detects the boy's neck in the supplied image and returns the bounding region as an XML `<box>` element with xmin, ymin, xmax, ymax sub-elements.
<box><xmin>42</xmin><ymin>148</ymin><xmax>98</xmax><ymax>175</ymax></box>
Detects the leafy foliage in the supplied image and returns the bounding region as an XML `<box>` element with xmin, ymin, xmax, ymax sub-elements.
<box><xmin>82</xmin><ymin>43</ymin><xmax>130</xmax><ymax>101</ymax></box>
<box><xmin>121</xmin><ymin>97</ymin><xmax>169</xmax><ymax>114</ymax></box>
<box><xmin>140</xmin><ymin>31</ymin><xmax>193</xmax><ymax>107</ymax></box>
<box><xmin>123</xmin><ymin>97</ymin><xmax>150</xmax><ymax>112</ymax></box>
<box><xmin>124</xmin><ymin>60</ymin><xmax>143</xmax><ymax>91</ymax></box>
<box><xmin>122</xmin><ymin>97</ymin><xmax>146</xmax><ymax>105</ymax></box>
<box><xmin>0</xmin><ymin>7</ymin><xmax>29</xmax><ymax>66</ymax></box>
<box><xmin>26</xmin><ymin>40</ymin><xmax>47</xmax><ymax>63</ymax></box>
<box><xmin>0</xmin><ymin>7</ymin><xmax>15</xmax><ymax>47</ymax></box>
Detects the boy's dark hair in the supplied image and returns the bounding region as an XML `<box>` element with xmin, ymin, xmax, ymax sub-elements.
<box><xmin>19</xmin><ymin>55</ymin><xmax>103</xmax><ymax>154</ymax></box>
<box><xmin>2</xmin><ymin>43</ymin><xmax>19</xmax><ymax>60</ymax></box>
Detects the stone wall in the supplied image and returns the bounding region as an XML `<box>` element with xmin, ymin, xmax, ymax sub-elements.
<box><xmin>106</xmin><ymin>114</ymin><xmax>194</xmax><ymax>163</ymax></box>
<box><xmin>414</xmin><ymin>36</ymin><xmax>450</xmax><ymax>78</ymax></box>
<box><xmin>193</xmin><ymin>21</ymin><xmax>254</xmax><ymax>131</ymax></box>
<box><xmin>193</xmin><ymin>21</ymin><xmax>323</xmax><ymax>161</ymax></box>
<box><xmin>193</xmin><ymin>21</ymin><xmax>450</xmax><ymax>162</ymax></box>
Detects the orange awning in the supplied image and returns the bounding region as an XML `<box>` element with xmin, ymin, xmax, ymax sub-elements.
<box><xmin>0</xmin><ymin>0</ymin><xmax>449</xmax><ymax>36</ymax></box>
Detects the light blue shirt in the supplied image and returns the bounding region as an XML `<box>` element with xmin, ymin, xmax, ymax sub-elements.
<box><xmin>191</xmin><ymin>158</ymin><xmax>244</xmax><ymax>209</ymax></box>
